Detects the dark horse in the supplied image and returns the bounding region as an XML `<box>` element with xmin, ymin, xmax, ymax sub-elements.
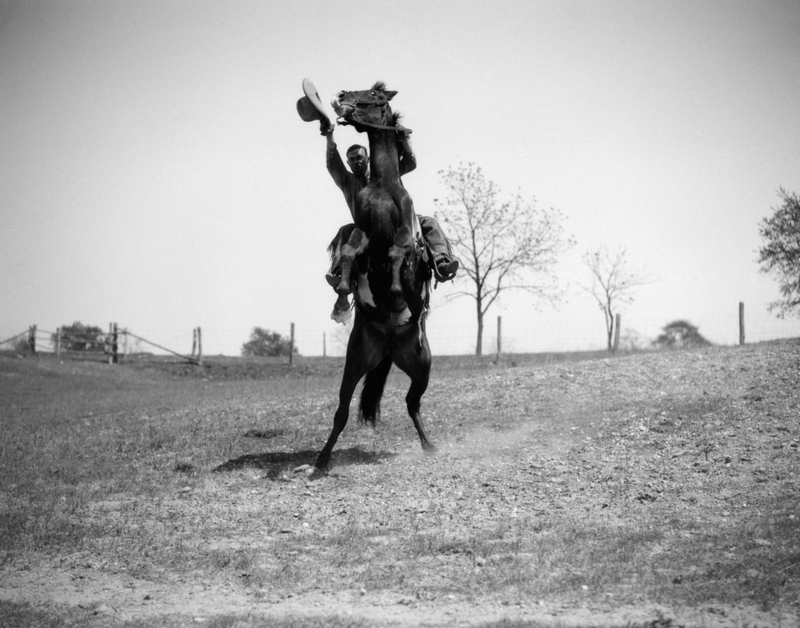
<box><xmin>311</xmin><ymin>82</ymin><xmax>436</xmax><ymax>475</ymax></box>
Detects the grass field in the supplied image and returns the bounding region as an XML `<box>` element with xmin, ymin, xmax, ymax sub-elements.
<box><xmin>1</xmin><ymin>341</ymin><xmax>798</xmax><ymax>627</ymax></box>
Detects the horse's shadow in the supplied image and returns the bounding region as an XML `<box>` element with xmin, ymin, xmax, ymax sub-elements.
<box><xmin>212</xmin><ymin>447</ymin><xmax>398</xmax><ymax>479</ymax></box>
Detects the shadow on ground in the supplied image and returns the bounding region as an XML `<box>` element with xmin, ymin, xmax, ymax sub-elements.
<box><xmin>212</xmin><ymin>447</ymin><xmax>398</xmax><ymax>479</ymax></box>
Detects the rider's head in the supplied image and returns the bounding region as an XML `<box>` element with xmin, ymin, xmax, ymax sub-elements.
<box><xmin>346</xmin><ymin>145</ymin><xmax>368</xmax><ymax>179</ymax></box>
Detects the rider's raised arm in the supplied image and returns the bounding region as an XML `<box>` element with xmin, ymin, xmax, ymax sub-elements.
<box><xmin>398</xmin><ymin>132</ymin><xmax>416</xmax><ymax>177</ymax></box>
<box><xmin>325</xmin><ymin>130</ymin><xmax>359</xmax><ymax>221</ymax></box>
<box><xmin>325</xmin><ymin>133</ymin><xmax>349</xmax><ymax>192</ymax></box>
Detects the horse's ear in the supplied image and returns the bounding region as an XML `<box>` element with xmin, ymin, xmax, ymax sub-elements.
<box><xmin>384</xmin><ymin>90</ymin><xmax>397</xmax><ymax>101</ymax></box>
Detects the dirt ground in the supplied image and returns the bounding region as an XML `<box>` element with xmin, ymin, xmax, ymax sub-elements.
<box><xmin>1</xmin><ymin>342</ymin><xmax>799</xmax><ymax>627</ymax></box>
<box><xmin>5</xmin><ymin>564</ymin><xmax>796</xmax><ymax>628</ymax></box>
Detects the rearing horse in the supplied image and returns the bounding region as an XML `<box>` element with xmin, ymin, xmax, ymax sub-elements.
<box><xmin>311</xmin><ymin>82</ymin><xmax>436</xmax><ymax>475</ymax></box>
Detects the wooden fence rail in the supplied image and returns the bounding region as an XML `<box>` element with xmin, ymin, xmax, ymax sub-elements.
<box><xmin>120</xmin><ymin>329</ymin><xmax>201</xmax><ymax>365</ymax></box>
<box><xmin>2</xmin><ymin>324</ymin><xmax>203</xmax><ymax>365</ymax></box>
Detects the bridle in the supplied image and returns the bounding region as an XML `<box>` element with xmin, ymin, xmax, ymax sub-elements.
<box><xmin>337</xmin><ymin>93</ymin><xmax>412</xmax><ymax>134</ymax></box>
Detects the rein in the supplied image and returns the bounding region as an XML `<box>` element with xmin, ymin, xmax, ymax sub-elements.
<box><xmin>338</xmin><ymin>118</ymin><xmax>412</xmax><ymax>134</ymax></box>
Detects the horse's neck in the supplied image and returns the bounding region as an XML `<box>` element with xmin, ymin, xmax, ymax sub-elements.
<box><xmin>367</xmin><ymin>131</ymin><xmax>400</xmax><ymax>184</ymax></box>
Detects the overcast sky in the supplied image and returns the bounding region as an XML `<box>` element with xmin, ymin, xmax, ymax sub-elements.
<box><xmin>2</xmin><ymin>0</ymin><xmax>799</xmax><ymax>356</ymax></box>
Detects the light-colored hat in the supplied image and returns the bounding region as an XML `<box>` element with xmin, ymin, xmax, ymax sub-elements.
<box><xmin>296</xmin><ymin>78</ymin><xmax>331</xmax><ymax>125</ymax></box>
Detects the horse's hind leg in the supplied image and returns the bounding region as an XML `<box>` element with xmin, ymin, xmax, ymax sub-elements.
<box><xmin>313</xmin><ymin>317</ymin><xmax>383</xmax><ymax>475</ymax></box>
<box><xmin>407</xmin><ymin>374</ymin><xmax>435</xmax><ymax>452</ymax></box>
<box><xmin>393</xmin><ymin>327</ymin><xmax>435</xmax><ymax>452</ymax></box>
<box><xmin>312</xmin><ymin>371</ymin><xmax>359</xmax><ymax>475</ymax></box>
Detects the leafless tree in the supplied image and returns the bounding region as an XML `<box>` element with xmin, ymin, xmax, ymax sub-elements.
<box><xmin>435</xmin><ymin>163</ymin><xmax>573</xmax><ymax>355</ymax></box>
<box><xmin>580</xmin><ymin>245</ymin><xmax>650</xmax><ymax>352</ymax></box>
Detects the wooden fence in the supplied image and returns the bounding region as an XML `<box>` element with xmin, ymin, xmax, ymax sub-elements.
<box><xmin>0</xmin><ymin>325</ymin><xmax>204</xmax><ymax>365</ymax></box>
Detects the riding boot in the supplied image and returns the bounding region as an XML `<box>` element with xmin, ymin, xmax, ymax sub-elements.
<box><xmin>419</xmin><ymin>215</ymin><xmax>458</xmax><ymax>282</ymax></box>
<box><xmin>325</xmin><ymin>268</ymin><xmax>341</xmax><ymax>288</ymax></box>
<box><xmin>326</xmin><ymin>225</ymin><xmax>352</xmax><ymax>290</ymax></box>
<box><xmin>433</xmin><ymin>255</ymin><xmax>459</xmax><ymax>282</ymax></box>
<box><xmin>326</xmin><ymin>251</ymin><xmax>342</xmax><ymax>289</ymax></box>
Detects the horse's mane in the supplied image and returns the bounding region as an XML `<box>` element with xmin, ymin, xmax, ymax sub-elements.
<box><xmin>368</xmin><ymin>81</ymin><xmax>403</xmax><ymax>126</ymax></box>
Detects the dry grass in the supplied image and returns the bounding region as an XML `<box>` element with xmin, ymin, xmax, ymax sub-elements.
<box><xmin>0</xmin><ymin>341</ymin><xmax>798</xmax><ymax>627</ymax></box>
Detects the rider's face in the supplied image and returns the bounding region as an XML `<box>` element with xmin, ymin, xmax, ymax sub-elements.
<box><xmin>346</xmin><ymin>149</ymin><xmax>368</xmax><ymax>177</ymax></box>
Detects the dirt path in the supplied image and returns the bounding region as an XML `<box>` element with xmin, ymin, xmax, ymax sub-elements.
<box><xmin>4</xmin><ymin>517</ymin><xmax>797</xmax><ymax>628</ymax></box>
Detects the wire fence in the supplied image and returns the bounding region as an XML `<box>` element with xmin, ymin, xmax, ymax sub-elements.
<box><xmin>288</xmin><ymin>309</ymin><xmax>800</xmax><ymax>357</ymax></box>
<box><xmin>3</xmin><ymin>305</ymin><xmax>798</xmax><ymax>363</ymax></box>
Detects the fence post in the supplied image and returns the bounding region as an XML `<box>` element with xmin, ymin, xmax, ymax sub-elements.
<box><xmin>112</xmin><ymin>323</ymin><xmax>119</xmax><ymax>364</ymax></box>
<box><xmin>56</xmin><ymin>327</ymin><xmax>61</xmax><ymax>358</ymax></box>
<box><xmin>29</xmin><ymin>325</ymin><xmax>36</xmax><ymax>354</ymax></box>
<box><xmin>612</xmin><ymin>313</ymin><xmax>621</xmax><ymax>353</ymax></box>
<box><xmin>196</xmin><ymin>327</ymin><xmax>203</xmax><ymax>365</ymax></box>
<box><xmin>323</xmin><ymin>332</ymin><xmax>326</xmax><ymax>359</ymax></box>
<box><xmin>739</xmin><ymin>302</ymin><xmax>745</xmax><ymax>346</ymax></box>
<box><xmin>107</xmin><ymin>323</ymin><xmax>119</xmax><ymax>365</ymax></box>
<box><xmin>289</xmin><ymin>323</ymin><xmax>295</xmax><ymax>367</ymax></box>
<box><xmin>191</xmin><ymin>328</ymin><xmax>197</xmax><ymax>358</ymax></box>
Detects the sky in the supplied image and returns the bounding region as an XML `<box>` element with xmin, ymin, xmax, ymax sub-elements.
<box><xmin>1</xmin><ymin>0</ymin><xmax>799</xmax><ymax>357</ymax></box>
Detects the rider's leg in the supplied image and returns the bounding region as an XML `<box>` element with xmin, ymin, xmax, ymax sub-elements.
<box><xmin>419</xmin><ymin>215</ymin><xmax>459</xmax><ymax>281</ymax></box>
<box><xmin>327</xmin><ymin>224</ymin><xmax>356</xmax><ymax>288</ymax></box>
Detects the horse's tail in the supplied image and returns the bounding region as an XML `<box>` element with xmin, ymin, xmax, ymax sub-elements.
<box><xmin>359</xmin><ymin>355</ymin><xmax>393</xmax><ymax>427</ymax></box>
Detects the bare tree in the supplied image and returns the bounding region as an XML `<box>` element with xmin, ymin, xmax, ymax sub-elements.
<box><xmin>580</xmin><ymin>245</ymin><xmax>650</xmax><ymax>352</ymax></box>
<box><xmin>330</xmin><ymin>319</ymin><xmax>353</xmax><ymax>356</ymax></box>
<box><xmin>435</xmin><ymin>163</ymin><xmax>573</xmax><ymax>355</ymax></box>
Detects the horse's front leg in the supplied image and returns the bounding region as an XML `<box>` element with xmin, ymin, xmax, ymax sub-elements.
<box><xmin>390</xmin><ymin>187</ymin><xmax>417</xmax><ymax>240</ymax></box>
<box><xmin>388</xmin><ymin>225</ymin><xmax>414</xmax><ymax>312</ymax></box>
<box><xmin>332</xmin><ymin>228</ymin><xmax>369</xmax><ymax>323</ymax></box>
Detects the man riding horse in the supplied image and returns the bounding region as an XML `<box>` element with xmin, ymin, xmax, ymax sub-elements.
<box><xmin>298</xmin><ymin>80</ymin><xmax>439</xmax><ymax>474</ymax></box>
<box><xmin>323</xmin><ymin>126</ymin><xmax>458</xmax><ymax>287</ymax></box>
<box><xmin>299</xmin><ymin>80</ymin><xmax>458</xmax><ymax>318</ymax></box>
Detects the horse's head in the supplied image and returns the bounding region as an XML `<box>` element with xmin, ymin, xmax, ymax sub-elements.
<box><xmin>331</xmin><ymin>82</ymin><xmax>398</xmax><ymax>131</ymax></box>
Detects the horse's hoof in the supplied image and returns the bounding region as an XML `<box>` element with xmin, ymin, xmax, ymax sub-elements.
<box><xmin>422</xmin><ymin>443</ymin><xmax>437</xmax><ymax>455</ymax></box>
<box><xmin>305</xmin><ymin>466</ymin><xmax>326</xmax><ymax>480</ymax></box>
<box><xmin>331</xmin><ymin>307</ymin><xmax>352</xmax><ymax>325</ymax></box>
<box><xmin>362</xmin><ymin>417</ymin><xmax>377</xmax><ymax>429</ymax></box>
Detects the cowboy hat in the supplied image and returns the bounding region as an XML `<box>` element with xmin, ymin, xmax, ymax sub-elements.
<box><xmin>296</xmin><ymin>77</ymin><xmax>331</xmax><ymax>126</ymax></box>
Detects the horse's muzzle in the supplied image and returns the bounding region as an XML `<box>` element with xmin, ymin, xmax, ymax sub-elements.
<box><xmin>330</xmin><ymin>93</ymin><xmax>352</xmax><ymax>118</ymax></box>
